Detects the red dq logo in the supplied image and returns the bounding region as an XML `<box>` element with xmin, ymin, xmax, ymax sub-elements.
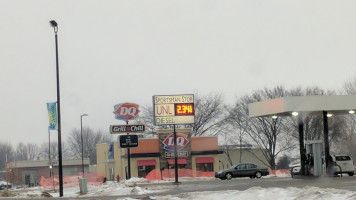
<box><xmin>113</xmin><ymin>103</ymin><xmax>140</xmax><ymax>121</ymax></box>
<box><xmin>162</xmin><ymin>133</ymin><xmax>189</xmax><ymax>151</ymax></box>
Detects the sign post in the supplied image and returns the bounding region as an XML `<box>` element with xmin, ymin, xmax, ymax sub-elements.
<box><xmin>111</xmin><ymin>102</ymin><xmax>141</xmax><ymax>180</ymax></box>
<box><xmin>153</xmin><ymin>95</ymin><xmax>195</xmax><ymax>184</ymax></box>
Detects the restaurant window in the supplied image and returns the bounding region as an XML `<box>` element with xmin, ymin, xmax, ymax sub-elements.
<box><xmin>196</xmin><ymin>163</ymin><xmax>214</xmax><ymax>172</ymax></box>
<box><xmin>168</xmin><ymin>164</ymin><xmax>187</xmax><ymax>169</ymax></box>
<box><xmin>138</xmin><ymin>165</ymin><xmax>156</xmax><ymax>178</ymax></box>
<box><xmin>167</xmin><ymin>158</ymin><xmax>187</xmax><ymax>169</ymax></box>
<box><xmin>196</xmin><ymin>157</ymin><xmax>214</xmax><ymax>172</ymax></box>
<box><xmin>137</xmin><ymin>159</ymin><xmax>157</xmax><ymax>178</ymax></box>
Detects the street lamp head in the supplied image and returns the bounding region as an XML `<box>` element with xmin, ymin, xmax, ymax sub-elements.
<box><xmin>50</xmin><ymin>20</ymin><xmax>58</xmax><ymax>33</ymax></box>
<box><xmin>50</xmin><ymin>20</ymin><xmax>58</xmax><ymax>27</ymax></box>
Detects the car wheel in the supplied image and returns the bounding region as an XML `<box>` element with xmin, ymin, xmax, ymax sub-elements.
<box><xmin>348</xmin><ymin>172</ymin><xmax>354</xmax><ymax>176</ymax></box>
<box><xmin>225</xmin><ymin>173</ymin><xmax>232</xmax><ymax>180</ymax></box>
<box><xmin>255</xmin><ymin>171</ymin><xmax>262</xmax><ymax>179</ymax></box>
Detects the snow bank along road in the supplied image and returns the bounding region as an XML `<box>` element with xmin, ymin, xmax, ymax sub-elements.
<box><xmin>2</xmin><ymin>176</ymin><xmax>356</xmax><ymax>199</ymax></box>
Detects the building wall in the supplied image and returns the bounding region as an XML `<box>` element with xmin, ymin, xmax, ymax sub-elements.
<box><xmin>191</xmin><ymin>154</ymin><xmax>219</xmax><ymax>173</ymax></box>
<box><xmin>218</xmin><ymin>148</ymin><xmax>269</xmax><ymax>170</ymax></box>
<box><xmin>96</xmin><ymin>143</ymin><xmax>114</xmax><ymax>179</ymax></box>
<box><xmin>7</xmin><ymin>160</ymin><xmax>89</xmax><ymax>186</ymax></box>
<box><xmin>97</xmin><ymin>131</ymin><xmax>222</xmax><ymax>180</ymax></box>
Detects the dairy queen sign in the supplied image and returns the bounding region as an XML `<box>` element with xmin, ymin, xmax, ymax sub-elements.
<box><xmin>162</xmin><ymin>133</ymin><xmax>189</xmax><ymax>151</ymax></box>
<box><xmin>113</xmin><ymin>103</ymin><xmax>140</xmax><ymax>121</ymax></box>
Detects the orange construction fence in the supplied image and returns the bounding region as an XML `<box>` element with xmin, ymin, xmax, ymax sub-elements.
<box><xmin>269</xmin><ymin>169</ymin><xmax>290</xmax><ymax>175</ymax></box>
<box><xmin>145</xmin><ymin>169</ymin><xmax>214</xmax><ymax>180</ymax></box>
<box><xmin>39</xmin><ymin>172</ymin><xmax>105</xmax><ymax>188</ymax></box>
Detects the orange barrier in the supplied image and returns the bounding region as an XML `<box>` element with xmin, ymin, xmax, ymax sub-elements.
<box><xmin>145</xmin><ymin>169</ymin><xmax>214</xmax><ymax>180</ymax></box>
<box><xmin>39</xmin><ymin>172</ymin><xmax>105</xmax><ymax>188</ymax></box>
<box><xmin>269</xmin><ymin>169</ymin><xmax>290</xmax><ymax>175</ymax></box>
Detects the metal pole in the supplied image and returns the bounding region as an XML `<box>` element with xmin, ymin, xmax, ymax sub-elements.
<box><xmin>239</xmin><ymin>136</ymin><xmax>242</xmax><ymax>163</ymax></box>
<box><xmin>81</xmin><ymin>116</ymin><xmax>84</xmax><ymax>177</ymax></box>
<box><xmin>48</xmin><ymin>126</ymin><xmax>51</xmax><ymax>177</ymax></box>
<box><xmin>48</xmin><ymin>126</ymin><xmax>52</xmax><ymax>177</ymax></box>
<box><xmin>50</xmin><ymin>20</ymin><xmax>64</xmax><ymax>197</ymax></box>
<box><xmin>126</xmin><ymin>120</ymin><xmax>131</xmax><ymax>179</ymax></box>
<box><xmin>80</xmin><ymin>114</ymin><xmax>88</xmax><ymax>178</ymax></box>
<box><xmin>323</xmin><ymin>111</ymin><xmax>330</xmax><ymax>171</ymax></box>
<box><xmin>173</xmin><ymin>125</ymin><xmax>179</xmax><ymax>183</ymax></box>
<box><xmin>298</xmin><ymin>115</ymin><xmax>305</xmax><ymax>175</ymax></box>
<box><xmin>52</xmin><ymin>169</ymin><xmax>55</xmax><ymax>192</ymax></box>
<box><xmin>5</xmin><ymin>154</ymin><xmax>8</xmax><ymax>190</ymax></box>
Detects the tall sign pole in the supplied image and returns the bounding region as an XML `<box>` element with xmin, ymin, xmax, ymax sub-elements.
<box><xmin>153</xmin><ymin>94</ymin><xmax>195</xmax><ymax>184</ymax></box>
<box><xmin>50</xmin><ymin>20</ymin><xmax>63</xmax><ymax>197</ymax></box>
<box><xmin>126</xmin><ymin>120</ymin><xmax>131</xmax><ymax>179</ymax></box>
<box><xmin>112</xmin><ymin>103</ymin><xmax>141</xmax><ymax>180</ymax></box>
<box><xmin>173</xmin><ymin>125</ymin><xmax>178</xmax><ymax>183</ymax></box>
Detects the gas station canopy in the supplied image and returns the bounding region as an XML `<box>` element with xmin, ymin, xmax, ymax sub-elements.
<box><xmin>248</xmin><ymin>95</ymin><xmax>356</xmax><ymax>118</ymax></box>
<box><xmin>248</xmin><ymin>94</ymin><xmax>356</xmax><ymax>176</ymax></box>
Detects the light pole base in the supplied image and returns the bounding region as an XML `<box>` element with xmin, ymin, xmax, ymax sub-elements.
<box><xmin>79</xmin><ymin>178</ymin><xmax>88</xmax><ymax>195</ymax></box>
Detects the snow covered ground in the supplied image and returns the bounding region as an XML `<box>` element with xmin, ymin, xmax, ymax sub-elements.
<box><xmin>2</xmin><ymin>175</ymin><xmax>356</xmax><ymax>199</ymax></box>
<box><xmin>147</xmin><ymin>186</ymin><xmax>356</xmax><ymax>200</ymax></box>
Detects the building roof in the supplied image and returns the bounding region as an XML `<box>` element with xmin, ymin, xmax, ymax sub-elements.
<box><xmin>219</xmin><ymin>144</ymin><xmax>253</xmax><ymax>149</ymax></box>
<box><xmin>7</xmin><ymin>159</ymin><xmax>90</xmax><ymax>168</ymax></box>
<box><xmin>248</xmin><ymin>95</ymin><xmax>356</xmax><ymax>118</ymax></box>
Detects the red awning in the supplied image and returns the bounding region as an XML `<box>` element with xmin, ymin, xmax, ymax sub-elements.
<box><xmin>196</xmin><ymin>157</ymin><xmax>214</xmax><ymax>164</ymax></box>
<box><xmin>137</xmin><ymin>159</ymin><xmax>157</xmax><ymax>166</ymax></box>
<box><xmin>167</xmin><ymin>158</ymin><xmax>187</xmax><ymax>165</ymax></box>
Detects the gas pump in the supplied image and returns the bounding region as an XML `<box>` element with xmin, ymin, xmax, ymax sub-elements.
<box><xmin>305</xmin><ymin>140</ymin><xmax>324</xmax><ymax>176</ymax></box>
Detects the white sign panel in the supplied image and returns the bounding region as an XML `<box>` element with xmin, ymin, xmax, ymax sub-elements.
<box><xmin>153</xmin><ymin>94</ymin><xmax>195</xmax><ymax>125</ymax></box>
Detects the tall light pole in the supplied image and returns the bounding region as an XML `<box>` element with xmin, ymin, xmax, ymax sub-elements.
<box><xmin>49</xmin><ymin>20</ymin><xmax>64</xmax><ymax>197</ymax></box>
<box><xmin>81</xmin><ymin>114</ymin><xmax>88</xmax><ymax>177</ymax></box>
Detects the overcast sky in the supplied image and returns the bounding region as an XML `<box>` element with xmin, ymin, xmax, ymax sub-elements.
<box><xmin>1</xmin><ymin>1</ymin><xmax>356</xmax><ymax>147</ymax></box>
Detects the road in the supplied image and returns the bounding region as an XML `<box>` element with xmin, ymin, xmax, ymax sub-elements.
<box><xmin>90</xmin><ymin>175</ymin><xmax>356</xmax><ymax>199</ymax></box>
<box><xmin>3</xmin><ymin>176</ymin><xmax>356</xmax><ymax>200</ymax></box>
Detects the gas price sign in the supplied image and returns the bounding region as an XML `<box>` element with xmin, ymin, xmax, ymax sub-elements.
<box><xmin>175</xmin><ymin>103</ymin><xmax>194</xmax><ymax>115</ymax></box>
<box><xmin>153</xmin><ymin>95</ymin><xmax>195</xmax><ymax>125</ymax></box>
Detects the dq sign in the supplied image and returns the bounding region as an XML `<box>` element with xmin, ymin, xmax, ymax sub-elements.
<box><xmin>162</xmin><ymin>133</ymin><xmax>189</xmax><ymax>151</ymax></box>
<box><xmin>113</xmin><ymin>103</ymin><xmax>140</xmax><ymax>121</ymax></box>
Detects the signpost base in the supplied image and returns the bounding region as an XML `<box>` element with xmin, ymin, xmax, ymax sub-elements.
<box><xmin>79</xmin><ymin>178</ymin><xmax>87</xmax><ymax>195</ymax></box>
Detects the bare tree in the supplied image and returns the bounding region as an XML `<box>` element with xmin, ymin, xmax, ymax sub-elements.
<box><xmin>228</xmin><ymin>86</ymin><xmax>294</xmax><ymax>169</ymax></box>
<box><xmin>0</xmin><ymin>142</ymin><xmax>14</xmax><ymax>180</ymax></box>
<box><xmin>342</xmin><ymin>77</ymin><xmax>356</xmax><ymax>95</ymax></box>
<box><xmin>135</xmin><ymin>105</ymin><xmax>160</xmax><ymax>137</ymax></box>
<box><xmin>14</xmin><ymin>143</ymin><xmax>41</xmax><ymax>161</ymax></box>
<box><xmin>15</xmin><ymin>142</ymin><xmax>28</xmax><ymax>161</ymax></box>
<box><xmin>225</xmin><ymin>103</ymin><xmax>250</xmax><ymax>163</ymax></box>
<box><xmin>66</xmin><ymin>127</ymin><xmax>113</xmax><ymax>164</ymax></box>
<box><xmin>331</xmin><ymin>77</ymin><xmax>356</xmax><ymax>160</ymax></box>
<box><xmin>39</xmin><ymin>141</ymin><xmax>71</xmax><ymax>160</ymax></box>
<box><xmin>26</xmin><ymin>143</ymin><xmax>40</xmax><ymax>160</ymax></box>
<box><xmin>191</xmin><ymin>92</ymin><xmax>226</xmax><ymax>136</ymax></box>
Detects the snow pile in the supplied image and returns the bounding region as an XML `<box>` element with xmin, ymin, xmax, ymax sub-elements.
<box><xmin>0</xmin><ymin>181</ymin><xmax>7</xmax><ymax>185</ymax></box>
<box><xmin>150</xmin><ymin>186</ymin><xmax>356</xmax><ymax>200</ymax></box>
<box><xmin>3</xmin><ymin>177</ymin><xmax>356</xmax><ymax>199</ymax></box>
<box><xmin>2</xmin><ymin>179</ymin><xmax>168</xmax><ymax>198</ymax></box>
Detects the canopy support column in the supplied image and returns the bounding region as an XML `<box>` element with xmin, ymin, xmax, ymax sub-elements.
<box><xmin>298</xmin><ymin>115</ymin><xmax>305</xmax><ymax>175</ymax></box>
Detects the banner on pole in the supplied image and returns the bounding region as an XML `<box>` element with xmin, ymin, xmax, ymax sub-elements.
<box><xmin>47</xmin><ymin>102</ymin><xmax>57</xmax><ymax>130</ymax></box>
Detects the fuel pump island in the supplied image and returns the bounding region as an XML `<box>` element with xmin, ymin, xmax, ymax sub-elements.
<box><xmin>248</xmin><ymin>95</ymin><xmax>356</xmax><ymax>176</ymax></box>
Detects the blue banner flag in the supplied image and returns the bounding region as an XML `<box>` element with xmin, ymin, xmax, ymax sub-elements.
<box><xmin>47</xmin><ymin>102</ymin><xmax>57</xmax><ymax>130</ymax></box>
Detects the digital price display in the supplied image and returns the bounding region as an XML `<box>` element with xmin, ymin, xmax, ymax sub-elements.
<box><xmin>175</xmin><ymin>103</ymin><xmax>194</xmax><ymax>116</ymax></box>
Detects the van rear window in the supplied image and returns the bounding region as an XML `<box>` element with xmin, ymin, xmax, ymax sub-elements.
<box><xmin>335</xmin><ymin>156</ymin><xmax>351</xmax><ymax>161</ymax></box>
